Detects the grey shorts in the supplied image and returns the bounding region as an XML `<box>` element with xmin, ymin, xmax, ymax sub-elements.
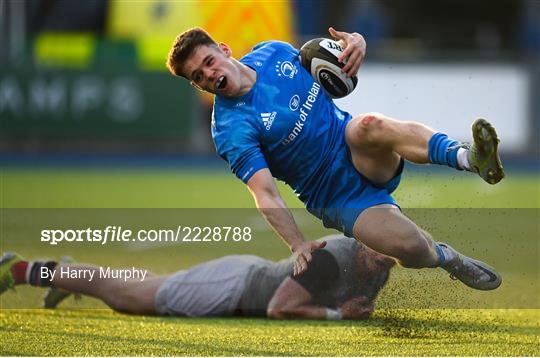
<box><xmin>155</xmin><ymin>255</ymin><xmax>266</xmax><ymax>317</ymax></box>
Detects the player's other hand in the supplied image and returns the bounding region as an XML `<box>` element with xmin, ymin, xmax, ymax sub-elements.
<box><xmin>341</xmin><ymin>296</ymin><xmax>375</xmax><ymax>320</ymax></box>
<box><xmin>328</xmin><ymin>27</ymin><xmax>366</xmax><ymax>78</ymax></box>
<box><xmin>292</xmin><ymin>240</ymin><xmax>327</xmax><ymax>276</ymax></box>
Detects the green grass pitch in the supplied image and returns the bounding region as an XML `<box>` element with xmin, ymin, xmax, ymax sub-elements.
<box><xmin>1</xmin><ymin>167</ymin><xmax>539</xmax><ymax>356</ymax></box>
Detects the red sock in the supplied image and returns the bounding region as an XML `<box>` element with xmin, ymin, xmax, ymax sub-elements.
<box><xmin>11</xmin><ymin>261</ymin><xmax>29</xmax><ymax>284</ymax></box>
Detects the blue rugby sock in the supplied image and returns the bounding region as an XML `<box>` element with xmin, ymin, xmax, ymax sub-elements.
<box><xmin>428</xmin><ymin>243</ymin><xmax>447</xmax><ymax>268</ymax></box>
<box><xmin>428</xmin><ymin>132</ymin><xmax>463</xmax><ymax>170</ymax></box>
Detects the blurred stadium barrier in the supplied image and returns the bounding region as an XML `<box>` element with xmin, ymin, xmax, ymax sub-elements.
<box><xmin>0</xmin><ymin>0</ymin><xmax>296</xmax><ymax>153</ymax></box>
<box><xmin>336</xmin><ymin>64</ymin><xmax>529</xmax><ymax>152</ymax></box>
<box><xmin>0</xmin><ymin>62</ymin><xmax>194</xmax><ymax>139</ymax></box>
<box><xmin>0</xmin><ymin>0</ymin><xmax>538</xmax><ymax>158</ymax></box>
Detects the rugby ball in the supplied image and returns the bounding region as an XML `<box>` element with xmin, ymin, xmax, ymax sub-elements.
<box><xmin>300</xmin><ymin>38</ymin><xmax>358</xmax><ymax>99</ymax></box>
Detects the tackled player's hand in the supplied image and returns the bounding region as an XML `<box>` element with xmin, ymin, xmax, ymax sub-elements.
<box><xmin>292</xmin><ymin>240</ymin><xmax>327</xmax><ymax>276</ymax></box>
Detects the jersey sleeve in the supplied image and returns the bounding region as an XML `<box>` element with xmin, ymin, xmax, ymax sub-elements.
<box><xmin>250</xmin><ymin>40</ymin><xmax>299</xmax><ymax>56</ymax></box>
<box><xmin>212</xmin><ymin>109</ymin><xmax>268</xmax><ymax>183</ymax></box>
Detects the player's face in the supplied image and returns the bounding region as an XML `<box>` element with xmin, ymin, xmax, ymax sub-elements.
<box><xmin>184</xmin><ymin>43</ymin><xmax>242</xmax><ymax>97</ymax></box>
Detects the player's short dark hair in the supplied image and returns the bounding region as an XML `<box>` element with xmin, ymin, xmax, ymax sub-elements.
<box><xmin>166</xmin><ymin>27</ymin><xmax>218</xmax><ymax>78</ymax></box>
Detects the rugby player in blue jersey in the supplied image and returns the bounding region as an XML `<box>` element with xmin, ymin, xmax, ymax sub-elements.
<box><xmin>166</xmin><ymin>27</ymin><xmax>505</xmax><ymax>291</ymax></box>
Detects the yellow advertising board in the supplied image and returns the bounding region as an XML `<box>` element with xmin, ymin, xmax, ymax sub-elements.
<box><xmin>107</xmin><ymin>0</ymin><xmax>294</xmax><ymax>70</ymax></box>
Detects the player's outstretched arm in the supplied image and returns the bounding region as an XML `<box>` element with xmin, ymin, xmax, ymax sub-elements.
<box><xmin>267</xmin><ymin>277</ymin><xmax>373</xmax><ymax>320</ymax></box>
<box><xmin>267</xmin><ymin>277</ymin><xmax>330</xmax><ymax>320</ymax></box>
<box><xmin>328</xmin><ymin>27</ymin><xmax>366</xmax><ymax>77</ymax></box>
<box><xmin>247</xmin><ymin>169</ymin><xmax>325</xmax><ymax>275</ymax></box>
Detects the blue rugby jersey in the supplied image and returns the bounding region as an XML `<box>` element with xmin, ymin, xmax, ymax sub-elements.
<box><xmin>211</xmin><ymin>41</ymin><xmax>352</xmax><ymax>205</ymax></box>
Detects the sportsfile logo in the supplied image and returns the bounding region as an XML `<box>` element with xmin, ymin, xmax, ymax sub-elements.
<box><xmin>261</xmin><ymin>111</ymin><xmax>277</xmax><ymax>130</ymax></box>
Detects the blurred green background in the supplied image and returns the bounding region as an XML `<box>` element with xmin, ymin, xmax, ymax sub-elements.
<box><xmin>1</xmin><ymin>0</ymin><xmax>539</xmax><ymax>155</ymax></box>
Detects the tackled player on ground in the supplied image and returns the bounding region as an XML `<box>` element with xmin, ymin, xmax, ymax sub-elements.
<box><xmin>1</xmin><ymin>235</ymin><xmax>393</xmax><ymax>319</ymax></box>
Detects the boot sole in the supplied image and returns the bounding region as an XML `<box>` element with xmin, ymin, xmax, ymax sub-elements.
<box><xmin>472</xmin><ymin>118</ymin><xmax>505</xmax><ymax>184</ymax></box>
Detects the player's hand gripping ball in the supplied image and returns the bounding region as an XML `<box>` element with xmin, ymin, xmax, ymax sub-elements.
<box><xmin>300</xmin><ymin>38</ymin><xmax>358</xmax><ymax>99</ymax></box>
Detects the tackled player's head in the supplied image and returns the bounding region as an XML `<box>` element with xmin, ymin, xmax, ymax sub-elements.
<box><xmin>355</xmin><ymin>245</ymin><xmax>396</xmax><ymax>302</ymax></box>
<box><xmin>167</xmin><ymin>27</ymin><xmax>247</xmax><ymax>97</ymax></box>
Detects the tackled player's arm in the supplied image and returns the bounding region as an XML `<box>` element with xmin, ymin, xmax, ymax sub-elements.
<box><xmin>267</xmin><ymin>250</ymin><xmax>374</xmax><ymax>320</ymax></box>
<box><xmin>267</xmin><ymin>278</ymin><xmax>373</xmax><ymax>320</ymax></box>
<box><xmin>247</xmin><ymin>168</ymin><xmax>325</xmax><ymax>275</ymax></box>
<box><xmin>267</xmin><ymin>277</ymin><xmax>327</xmax><ymax>319</ymax></box>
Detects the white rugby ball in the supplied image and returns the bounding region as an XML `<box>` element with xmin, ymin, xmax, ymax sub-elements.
<box><xmin>300</xmin><ymin>38</ymin><xmax>358</xmax><ymax>99</ymax></box>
